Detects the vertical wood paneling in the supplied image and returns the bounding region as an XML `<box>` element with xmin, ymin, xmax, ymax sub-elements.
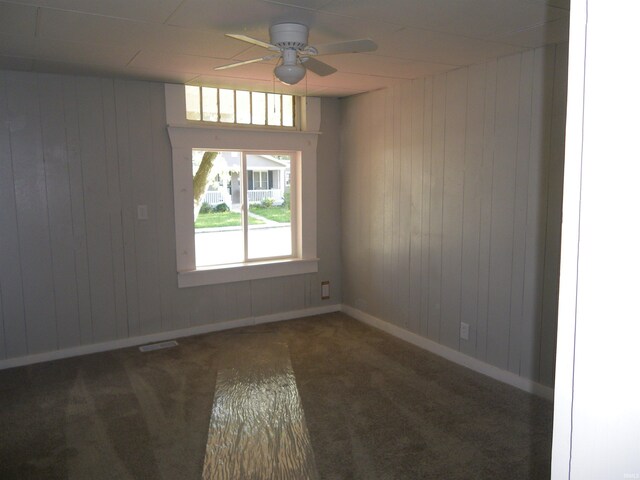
<box><xmin>341</xmin><ymin>95</ymin><xmax>356</xmax><ymax>306</ymax></box>
<box><xmin>225</xmin><ymin>281</ymin><xmax>252</xmax><ymax>320</ymax></box>
<box><xmin>359</xmin><ymin>95</ymin><xmax>372</xmax><ymax>312</ymax></box>
<box><xmin>76</xmin><ymin>77</ymin><xmax>118</xmax><ymax>343</ymax></box>
<box><xmin>419</xmin><ymin>78</ymin><xmax>434</xmax><ymax>338</ymax></box>
<box><xmin>397</xmin><ymin>84</ymin><xmax>412</xmax><ymax>328</ymax></box>
<box><xmin>459</xmin><ymin>63</ymin><xmax>487</xmax><ymax>358</ymax></box>
<box><xmin>508</xmin><ymin>51</ymin><xmax>534</xmax><ymax>374</ymax></box>
<box><xmin>113</xmin><ymin>80</ymin><xmax>141</xmax><ymax>334</ymax></box>
<box><xmin>427</xmin><ymin>74</ymin><xmax>446</xmax><ymax>341</ymax></box>
<box><xmin>7</xmin><ymin>71</ymin><xmax>58</xmax><ymax>354</ymax></box>
<box><xmin>316</xmin><ymin>98</ymin><xmax>342</xmax><ymax>309</ymax></box>
<box><xmin>369</xmin><ymin>90</ymin><xmax>385</xmax><ymax>317</ymax></box>
<box><xmin>0</xmin><ymin>71</ymin><xmax>27</xmax><ymax>358</ymax></box>
<box><xmin>148</xmin><ymin>82</ymin><xmax>174</xmax><ymax>331</ymax></box>
<box><xmin>408</xmin><ymin>78</ymin><xmax>425</xmax><ymax>334</ymax></box>
<box><xmin>390</xmin><ymin>86</ymin><xmax>403</xmax><ymax>325</ymax></box>
<box><xmin>38</xmin><ymin>74</ymin><xmax>81</xmax><ymax>349</ymax></box>
<box><xmin>440</xmin><ymin>68</ymin><xmax>468</xmax><ymax>349</ymax></box>
<box><xmin>382</xmin><ymin>88</ymin><xmax>394</xmax><ymax>321</ymax></box>
<box><xmin>486</xmin><ymin>55</ymin><xmax>521</xmax><ymax>370</ymax></box>
<box><xmin>125</xmin><ymin>82</ymin><xmax>162</xmax><ymax>336</ymax></box>
<box><xmin>62</xmin><ymin>77</ymin><xmax>93</xmax><ymax>345</ymax></box>
<box><xmin>476</xmin><ymin>59</ymin><xmax>498</xmax><ymax>362</ymax></box>
<box><xmin>349</xmin><ymin>96</ymin><xmax>363</xmax><ymax>307</ymax></box>
<box><xmin>100</xmin><ymin>79</ymin><xmax>129</xmax><ymax>340</ymax></box>
<box><xmin>341</xmin><ymin>45</ymin><xmax>567</xmax><ymax>387</ymax></box>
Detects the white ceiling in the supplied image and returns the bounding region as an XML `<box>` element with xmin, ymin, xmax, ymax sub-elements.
<box><xmin>0</xmin><ymin>0</ymin><xmax>570</xmax><ymax>97</ymax></box>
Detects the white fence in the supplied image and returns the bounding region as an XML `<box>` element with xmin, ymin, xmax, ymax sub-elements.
<box><xmin>203</xmin><ymin>190</ymin><xmax>231</xmax><ymax>206</ymax></box>
<box><xmin>247</xmin><ymin>189</ymin><xmax>283</xmax><ymax>204</ymax></box>
<box><xmin>204</xmin><ymin>189</ymin><xmax>283</xmax><ymax>206</ymax></box>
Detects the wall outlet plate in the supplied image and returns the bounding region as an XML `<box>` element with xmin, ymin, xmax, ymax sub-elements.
<box><xmin>321</xmin><ymin>281</ymin><xmax>330</xmax><ymax>299</ymax></box>
<box><xmin>460</xmin><ymin>322</ymin><xmax>470</xmax><ymax>341</ymax></box>
<box><xmin>137</xmin><ymin>205</ymin><xmax>148</xmax><ymax>220</ymax></box>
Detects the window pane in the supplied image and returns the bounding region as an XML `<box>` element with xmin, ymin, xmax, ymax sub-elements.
<box><xmin>247</xmin><ymin>154</ymin><xmax>292</xmax><ymax>260</ymax></box>
<box><xmin>282</xmin><ymin>95</ymin><xmax>294</xmax><ymax>127</ymax></box>
<box><xmin>267</xmin><ymin>94</ymin><xmax>281</xmax><ymax>126</ymax></box>
<box><xmin>202</xmin><ymin>87</ymin><xmax>218</xmax><ymax>121</ymax></box>
<box><xmin>185</xmin><ymin>85</ymin><xmax>201</xmax><ymax>120</ymax></box>
<box><xmin>235</xmin><ymin>90</ymin><xmax>251</xmax><ymax>124</ymax></box>
<box><xmin>193</xmin><ymin>150</ymin><xmax>244</xmax><ymax>267</ymax></box>
<box><xmin>219</xmin><ymin>89</ymin><xmax>235</xmax><ymax>123</ymax></box>
<box><xmin>251</xmin><ymin>92</ymin><xmax>266</xmax><ymax>125</ymax></box>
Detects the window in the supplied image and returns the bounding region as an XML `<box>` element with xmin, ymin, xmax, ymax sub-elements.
<box><xmin>165</xmin><ymin>84</ymin><xmax>321</xmax><ymax>288</ymax></box>
<box><xmin>193</xmin><ymin>151</ymin><xmax>293</xmax><ymax>268</ymax></box>
<box><xmin>252</xmin><ymin>171</ymin><xmax>268</xmax><ymax>190</ymax></box>
<box><xmin>185</xmin><ymin>86</ymin><xmax>296</xmax><ymax>128</ymax></box>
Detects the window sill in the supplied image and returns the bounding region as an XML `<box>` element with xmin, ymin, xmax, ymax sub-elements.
<box><xmin>177</xmin><ymin>258</ymin><xmax>319</xmax><ymax>288</ymax></box>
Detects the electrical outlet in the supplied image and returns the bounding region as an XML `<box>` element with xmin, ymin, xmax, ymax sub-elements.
<box><xmin>137</xmin><ymin>205</ymin><xmax>148</xmax><ymax>220</ymax></box>
<box><xmin>321</xmin><ymin>281</ymin><xmax>330</xmax><ymax>299</ymax></box>
<box><xmin>460</xmin><ymin>322</ymin><xmax>470</xmax><ymax>341</ymax></box>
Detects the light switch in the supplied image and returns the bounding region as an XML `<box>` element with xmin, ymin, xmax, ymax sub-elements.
<box><xmin>137</xmin><ymin>205</ymin><xmax>148</xmax><ymax>220</ymax></box>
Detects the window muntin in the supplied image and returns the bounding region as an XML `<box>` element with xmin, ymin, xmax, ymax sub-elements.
<box><xmin>194</xmin><ymin>150</ymin><xmax>293</xmax><ymax>269</ymax></box>
<box><xmin>185</xmin><ymin>86</ymin><xmax>296</xmax><ymax>128</ymax></box>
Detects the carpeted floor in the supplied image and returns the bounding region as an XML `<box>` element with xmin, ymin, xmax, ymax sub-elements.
<box><xmin>0</xmin><ymin>312</ymin><xmax>553</xmax><ymax>479</ymax></box>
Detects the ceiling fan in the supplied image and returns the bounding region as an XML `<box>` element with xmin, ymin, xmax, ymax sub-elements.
<box><xmin>215</xmin><ymin>23</ymin><xmax>377</xmax><ymax>85</ymax></box>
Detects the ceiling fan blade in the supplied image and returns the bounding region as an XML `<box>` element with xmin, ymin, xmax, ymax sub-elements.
<box><xmin>313</xmin><ymin>39</ymin><xmax>377</xmax><ymax>56</ymax></box>
<box><xmin>302</xmin><ymin>57</ymin><xmax>337</xmax><ymax>77</ymax></box>
<box><xmin>214</xmin><ymin>54</ymin><xmax>280</xmax><ymax>71</ymax></box>
<box><xmin>225</xmin><ymin>34</ymin><xmax>279</xmax><ymax>51</ymax></box>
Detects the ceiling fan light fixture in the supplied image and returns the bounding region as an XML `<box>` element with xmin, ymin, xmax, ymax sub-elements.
<box><xmin>274</xmin><ymin>62</ymin><xmax>306</xmax><ymax>85</ymax></box>
<box><xmin>220</xmin><ymin>22</ymin><xmax>378</xmax><ymax>85</ymax></box>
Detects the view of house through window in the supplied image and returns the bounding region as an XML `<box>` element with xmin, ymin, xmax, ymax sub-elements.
<box><xmin>193</xmin><ymin>150</ymin><xmax>293</xmax><ymax>268</ymax></box>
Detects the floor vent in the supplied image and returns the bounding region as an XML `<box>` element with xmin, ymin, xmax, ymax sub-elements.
<box><xmin>139</xmin><ymin>340</ymin><xmax>178</xmax><ymax>352</ymax></box>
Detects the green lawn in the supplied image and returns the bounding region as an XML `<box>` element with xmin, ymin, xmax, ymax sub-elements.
<box><xmin>195</xmin><ymin>212</ymin><xmax>263</xmax><ymax>228</ymax></box>
<box><xmin>249</xmin><ymin>205</ymin><xmax>291</xmax><ymax>223</ymax></box>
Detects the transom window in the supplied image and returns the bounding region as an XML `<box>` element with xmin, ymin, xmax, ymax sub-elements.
<box><xmin>185</xmin><ymin>86</ymin><xmax>296</xmax><ymax>128</ymax></box>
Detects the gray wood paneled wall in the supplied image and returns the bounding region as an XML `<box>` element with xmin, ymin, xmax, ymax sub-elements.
<box><xmin>0</xmin><ymin>71</ymin><xmax>342</xmax><ymax>361</ymax></box>
<box><xmin>340</xmin><ymin>44</ymin><xmax>568</xmax><ymax>387</ymax></box>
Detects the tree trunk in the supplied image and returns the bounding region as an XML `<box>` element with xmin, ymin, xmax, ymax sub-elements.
<box><xmin>193</xmin><ymin>151</ymin><xmax>219</xmax><ymax>219</ymax></box>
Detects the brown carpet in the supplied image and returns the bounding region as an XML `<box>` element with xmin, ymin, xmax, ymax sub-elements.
<box><xmin>0</xmin><ymin>312</ymin><xmax>553</xmax><ymax>479</ymax></box>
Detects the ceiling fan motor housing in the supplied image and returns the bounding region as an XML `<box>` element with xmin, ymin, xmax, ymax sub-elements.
<box><xmin>269</xmin><ymin>23</ymin><xmax>309</xmax><ymax>50</ymax></box>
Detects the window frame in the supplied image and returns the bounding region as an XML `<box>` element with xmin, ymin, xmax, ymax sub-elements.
<box><xmin>193</xmin><ymin>149</ymin><xmax>297</xmax><ymax>268</ymax></box>
<box><xmin>166</xmin><ymin>84</ymin><xmax>321</xmax><ymax>288</ymax></box>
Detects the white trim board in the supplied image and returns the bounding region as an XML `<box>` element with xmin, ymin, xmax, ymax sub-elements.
<box><xmin>0</xmin><ymin>304</ymin><xmax>341</xmax><ymax>370</ymax></box>
<box><xmin>0</xmin><ymin>302</ymin><xmax>555</xmax><ymax>401</ymax></box>
<box><xmin>341</xmin><ymin>305</ymin><xmax>554</xmax><ymax>401</ymax></box>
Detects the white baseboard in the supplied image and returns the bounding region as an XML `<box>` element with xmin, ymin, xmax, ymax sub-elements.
<box><xmin>0</xmin><ymin>302</ymin><xmax>555</xmax><ymax>401</ymax></box>
<box><xmin>0</xmin><ymin>304</ymin><xmax>341</xmax><ymax>370</ymax></box>
<box><xmin>341</xmin><ymin>305</ymin><xmax>554</xmax><ymax>401</ymax></box>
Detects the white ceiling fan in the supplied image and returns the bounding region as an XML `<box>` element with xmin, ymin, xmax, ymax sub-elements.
<box><xmin>215</xmin><ymin>23</ymin><xmax>377</xmax><ymax>85</ymax></box>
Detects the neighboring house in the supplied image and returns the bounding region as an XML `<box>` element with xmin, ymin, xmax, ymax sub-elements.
<box><xmin>202</xmin><ymin>152</ymin><xmax>289</xmax><ymax>207</ymax></box>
